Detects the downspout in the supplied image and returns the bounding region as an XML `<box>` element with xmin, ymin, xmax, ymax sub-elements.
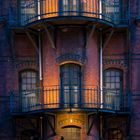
<box><xmin>39</xmin><ymin>30</ymin><xmax>43</xmax><ymax>140</ymax></box>
<box><xmin>37</xmin><ymin>0</ymin><xmax>41</xmax><ymax>20</ymax></box>
<box><xmin>39</xmin><ymin>30</ymin><xmax>42</xmax><ymax>81</ymax></box>
<box><xmin>100</xmin><ymin>29</ymin><xmax>103</xmax><ymax>108</ymax></box>
<box><xmin>99</xmin><ymin>29</ymin><xmax>103</xmax><ymax>140</ymax></box>
<box><xmin>99</xmin><ymin>0</ymin><xmax>102</xmax><ymax>19</ymax></box>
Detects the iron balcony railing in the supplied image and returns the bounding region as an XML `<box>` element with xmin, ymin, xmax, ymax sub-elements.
<box><xmin>10</xmin><ymin>86</ymin><xmax>130</xmax><ymax>113</ymax></box>
<box><xmin>20</xmin><ymin>0</ymin><xmax>129</xmax><ymax>25</ymax></box>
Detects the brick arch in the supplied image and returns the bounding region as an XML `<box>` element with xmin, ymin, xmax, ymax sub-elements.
<box><xmin>17</xmin><ymin>63</ymin><xmax>38</xmax><ymax>73</ymax></box>
<box><xmin>103</xmin><ymin>59</ymin><xmax>128</xmax><ymax>73</ymax></box>
<box><xmin>56</xmin><ymin>53</ymin><xmax>87</xmax><ymax>65</ymax></box>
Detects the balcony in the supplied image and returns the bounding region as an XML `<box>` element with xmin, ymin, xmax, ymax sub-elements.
<box><xmin>20</xmin><ymin>0</ymin><xmax>129</xmax><ymax>26</ymax></box>
<box><xmin>10</xmin><ymin>86</ymin><xmax>130</xmax><ymax>114</ymax></box>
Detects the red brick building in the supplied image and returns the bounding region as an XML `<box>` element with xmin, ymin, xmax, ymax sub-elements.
<box><xmin>0</xmin><ymin>0</ymin><xmax>140</xmax><ymax>140</ymax></box>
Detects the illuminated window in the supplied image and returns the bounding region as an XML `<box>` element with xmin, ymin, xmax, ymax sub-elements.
<box><xmin>20</xmin><ymin>70</ymin><xmax>39</xmax><ymax>111</ymax></box>
<box><xmin>60</xmin><ymin>63</ymin><xmax>81</xmax><ymax>107</ymax></box>
<box><xmin>62</xmin><ymin>126</ymin><xmax>81</xmax><ymax>140</ymax></box>
<box><xmin>103</xmin><ymin>69</ymin><xmax>123</xmax><ymax>109</ymax></box>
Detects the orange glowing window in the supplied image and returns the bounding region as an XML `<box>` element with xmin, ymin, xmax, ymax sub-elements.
<box><xmin>41</xmin><ymin>0</ymin><xmax>58</xmax><ymax>18</ymax></box>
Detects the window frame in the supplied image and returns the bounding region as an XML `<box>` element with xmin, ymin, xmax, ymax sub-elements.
<box><xmin>60</xmin><ymin>63</ymin><xmax>82</xmax><ymax>107</ymax></box>
<box><xmin>19</xmin><ymin>69</ymin><xmax>39</xmax><ymax>91</ymax></box>
<box><xmin>19</xmin><ymin>69</ymin><xmax>39</xmax><ymax>111</ymax></box>
<box><xmin>103</xmin><ymin>68</ymin><xmax>123</xmax><ymax>92</ymax></box>
<box><xmin>103</xmin><ymin>68</ymin><xmax>123</xmax><ymax>110</ymax></box>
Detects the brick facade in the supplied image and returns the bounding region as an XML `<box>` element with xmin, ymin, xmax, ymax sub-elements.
<box><xmin>0</xmin><ymin>0</ymin><xmax>140</xmax><ymax>140</ymax></box>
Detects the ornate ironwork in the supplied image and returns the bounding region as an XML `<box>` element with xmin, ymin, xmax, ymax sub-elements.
<box><xmin>20</xmin><ymin>0</ymin><xmax>129</xmax><ymax>26</ymax></box>
<box><xmin>10</xmin><ymin>86</ymin><xmax>130</xmax><ymax>113</ymax></box>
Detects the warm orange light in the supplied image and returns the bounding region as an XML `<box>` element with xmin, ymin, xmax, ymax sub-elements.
<box><xmin>82</xmin><ymin>0</ymin><xmax>99</xmax><ymax>18</ymax></box>
<box><xmin>42</xmin><ymin>0</ymin><xmax>58</xmax><ymax>18</ymax></box>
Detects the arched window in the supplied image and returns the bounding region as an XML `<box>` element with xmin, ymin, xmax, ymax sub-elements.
<box><xmin>60</xmin><ymin>63</ymin><xmax>81</xmax><ymax>107</ymax></box>
<box><xmin>103</xmin><ymin>69</ymin><xmax>123</xmax><ymax>110</ymax></box>
<box><xmin>19</xmin><ymin>70</ymin><xmax>39</xmax><ymax>111</ymax></box>
<box><xmin>104</xmin><ymin>69</ymin><xmax>123</xmax><ymax>91</ymax></box>
<box><xmin>20</xmin><ymin>70</ymin><xmax>38</xmax><ymax>91</ymax></box>
<box><xmin>61</xmin><ymin>126</ymin><xmax>81</xmax><ymax>140</ymax></box>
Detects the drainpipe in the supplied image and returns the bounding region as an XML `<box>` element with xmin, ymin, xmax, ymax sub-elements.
<box><xmin>38</xmin><ymin>29</ymin><xmax>44</xmax><ymax>108</ymax></box>
<box><xmin>39</xmin><ymin>30</ymin><xmax>43</xmax><ymax>140</ymax></box>
<box><xmin>37</xmin><ymin>0</ymin><xmax>41</xmax><ymax>20</ymax></box>
<box><xmin>99</xmin><ymin>29</ymin><xmax>103</xmax><ymax>140</ymax></box>
<box><xmin>99</xmin><ymin>0</ymin><xmax>102</xmax><ymax>19</ymax></box>
<box><xmin>100</xmin><ymin>29</ymin><xmax>103</xmax><ymax>109</ymax></box>
<box><xmin>39</xmin><ymin>30</ymin><xmax>42</xmax><ymax>81</ymax></box>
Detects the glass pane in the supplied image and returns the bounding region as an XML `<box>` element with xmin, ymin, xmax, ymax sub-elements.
<box><xmin>27</xmin><ymin>78</ymin><xmax>31</xmax><ymax>83</ymax></box>
<box><xmin>115</xmin><ymin>71</ymin><xmax>120</xmax><ymax>76</ymax></box>
<box><xmin>111</xmin><ymin>76</ymin><xmax>115</xmax><ymax>82</ymax></box>
<box><xmin>27</xmin><ymin>84</ymin><xmax>32</xmax><ymax>90</ymax></box>
<box><xmin>32</xmin><ymin>78</ymin><xmax>36</xmax><ymax>84</ymax></box>
<box><xmin>111</xmin><ymin>71</ymin><xmax>115</xmax><ymax>76</ymax></box>
<box><xmin>32</xmin><ymin>72</ymin><xmax>36</xmax><ymax>77</ymax></box>
<box><xmin>106</xmin><ymin>71</ymin><xmax>110</xmax><ymax>76</ymax></box>
<box><xmin>116</xmin><ymin>83</ymin><xmax>120</xmax><ymax>88</ymax></box>
<box><xmin>105</xmin><ymin>83</ymin><xmax>111</xmax><ymax>88</ymax></box>
<box><xmin>22</xmin><ymin>78</ymin><xmax>26</xmax><ymax>84</ymax></box>
<box><xmin>22</xmin><ymin>84</ymin><xmax>27</xmax><ymax>90</ymax></box>
<box><xmin>116</xmin><ymin>77</ymin><xmax>120</xmax><ymax>82</ymax></box>
<box><xmin>27</xmin><ymin>72</ymin><xmax>31</xmax><ymax>77</ymax></box>
<box><xmin>111</xmin><ymin>83</ymin><xmax>115</xmax><ymax>89</ymax></box>
<box><xmin>106</xmin><ymin>77</ymin><xmax>110</xmax><ymax>82</ymax></box>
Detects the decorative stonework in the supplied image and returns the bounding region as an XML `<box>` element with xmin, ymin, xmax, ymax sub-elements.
<box><xmin>103</xmin><ymin>58</ymin><xmax>128</xmax><ymax>71</ymax></box>
<box><xmin>16</xmin><ymin>59</ymin><xmax>38</xmax><ymax>70</ymax></box>
<box><xmin>56</xmin><ymin>53</ymin><xmax>87</xmax><ymax>65</ymax></box>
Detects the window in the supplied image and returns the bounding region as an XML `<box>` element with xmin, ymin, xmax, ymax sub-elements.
<box><xmin>62</xmin><ymin>126</ymin><xmax>81</xmax><ymax>140</ymax></box>
<box><xmin>62</xmin><ymin>0</ymin><xmax>80</xmax><ymax>15</ymax></box>
<box><xmin>60</xmin><ymin>63</ymin><xmax>81</xmax><ymax>107</ymax></box>
<box><xmin>103</xmin><ymin>69</ymin><xmax>123</xmax><ymax>110</ymax></box>
<box><xmin>105</xmin><ymin>128</ymin><xmax>123</xmax><ymax>140</ymax></box>
<box><xmin>102</xmin><ymin>0</ymin><xmax>120</xmax><ymax>23</ymax></box>
<box><xmin>20</xmin><ymin>0</ymin><xmax>37</xmax><ymax>24</ymax></box>
<box><xmin>20</xmin><ymin>70</ymin><xmax>39</xmax><ymax>111</ymax></box>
